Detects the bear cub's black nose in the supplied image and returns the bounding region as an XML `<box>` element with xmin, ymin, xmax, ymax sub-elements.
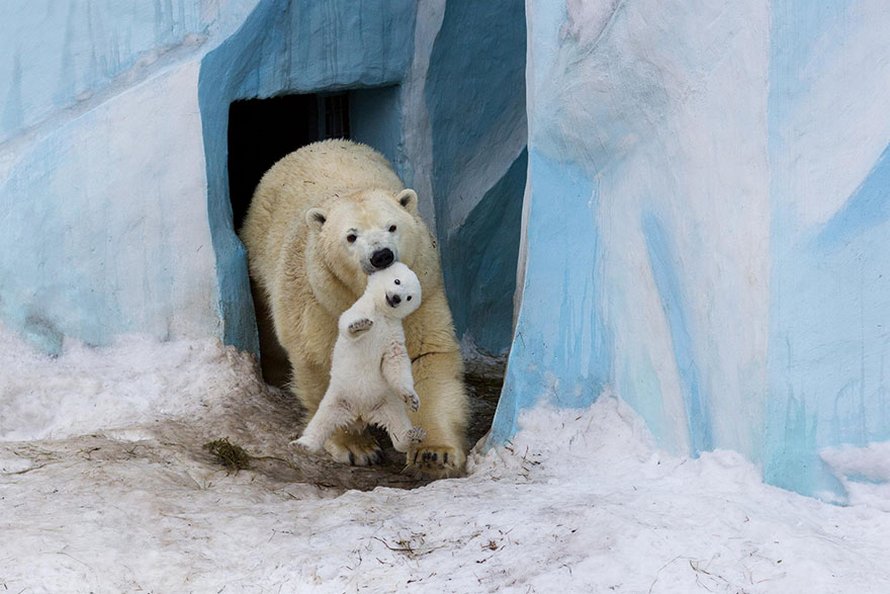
<box><xmin>370</xmin><ymin>248</ymin><xmax>394</xmax><ymax>270</ymax></box>
<box><xmin>390</xmin><ymin>294</ymin><xmax>401</xmax><ymax>305</ymax></box>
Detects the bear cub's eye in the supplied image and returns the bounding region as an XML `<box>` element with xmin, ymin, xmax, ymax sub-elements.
<box><xmin>394</xmin><ymin>279</ymin><xmax>401</xmax><ymax>285</ymax></box>
<box><xmin>346</xmin><ymin>233</ymin><xmax>357</xmax><ymax>243</ymax></box>
<box><xmin>407</xmin><ymin>296</ymin><xmax>412</xmax><ymax>301</ymax></box>
<box><xmin>389</xmin><ymin>225</ymin><xmax>397</xmax><ymax>233</ymax></box>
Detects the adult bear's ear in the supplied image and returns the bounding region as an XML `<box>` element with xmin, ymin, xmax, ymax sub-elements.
<box><xmin>395</xmin><ymin>189</ymin><xmax>418</xmax><ymax>215</ymax></box>
<box><xmin>306</xmin><ymin>207</ymin><xmax>326</xmax><ymax>229</ymax></box>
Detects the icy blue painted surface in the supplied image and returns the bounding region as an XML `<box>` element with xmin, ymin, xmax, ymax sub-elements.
<box><xmin>0</xmin><ymin>0</ymin><xmax>236</xmax><ymax>142</ymax></box>
<box><xmin>0</xmin><ymin>0</ymin><xmax>421</xmax><ymax>354</ymax></box>
<box><xmin>444</xmin><ymin>149</ymin><xmax>526</xmax><ymax>356</ymax></box>
<box><xmin>1</xmin><ymin>0</ymin><xmax>523</xmax><ymax>361</ymax></box>
<box><xmin>491</xmin><ymin>150</ymin><xmax>611</xmax><ymax>444</ymax></box>
<box><xmin>765</xmin><ymin>1</ymin><xmax>890</xmax><ymax>498</ymax></box>
<box><xmin>493</xmin><ymin>0</ymin><xmax>890</xmax><ymax>500</ymax></box>
<box><xmin>494</xmin><ymin>0</ymin><xmax>770</xmax><ymax>456</ymax></box>
<box><xmin>816</xmin><ymin>145</ymin><xmax>890</xmax><ymax>251</ymax></box>
<box><xmin>642</xmin><ymin>213</ymin><xmax>713</xmax><ymax>456</ymax></box>
<box><xmin>349</xmin><ymin>86</ymin><xmax>404</xmax><ymax>172</ymax></box>
<box><xmin>425</xmin><ymin>0</ymin><xmax>527</xmax><ymax>356</ymax></box>
<box><xmin>198</xmin><ymin>0</ymin><xmax>416</xmax><ymax>351</ymax></box>
<box><xmin>1</xmin><ymin>0</ymin><xmax>523</xmax><ymax>363</ymax></box>
<box><xmin>0</xmin><ymin>2</ymin><xmax>257</xmax><ymax>353</ymax></box>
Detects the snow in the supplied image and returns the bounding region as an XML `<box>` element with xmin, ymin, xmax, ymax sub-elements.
<box><xmin>2</xmin><ymin>327</ymin><xmax>889</xmax><ymax>593</ymax></box>
<box><xmin>0</xmin><ymin>315</ymin><xmax>232</xmax><ymax>443</ymax></box>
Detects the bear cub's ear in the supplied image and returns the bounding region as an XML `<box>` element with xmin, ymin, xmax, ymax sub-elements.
<box><xmin>306</xmin><ymin>207</ymin><xmax>326</xmax><ymax>229</ymax></box>
<box><xmin>395</xmin><ymin>189</ymin><xmax>418</xmax><ymax>215</ymax></box>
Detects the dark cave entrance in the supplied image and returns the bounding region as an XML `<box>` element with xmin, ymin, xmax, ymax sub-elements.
<box><xmin>227</xmin><ymin>88</ymin><xmax>403</xmax><ymax>388</ymax></box>
<box><xmin>227</xmin><ymin>92</ymin><xmax>351</xmax><ymax>388</ymax></box>
<box><xmin>227</xmin><ymin>92</ymin><xmax>350</xmax><ymax>232</ymax></box>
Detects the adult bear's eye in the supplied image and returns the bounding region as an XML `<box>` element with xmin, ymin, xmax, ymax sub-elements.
<box><xmin>389</xmin><ymin>225</ymin><xmax>397</xmax><ymax>233</ymax></box>
<box><xmin>346</xmin><ymin>233</ymin><xmax>357</xmax><ymax>243</ymax></box>
<box><xmin>394</xmin><ymin>279</ymin><xmax>401</xmax><ymax>285</ymax></box>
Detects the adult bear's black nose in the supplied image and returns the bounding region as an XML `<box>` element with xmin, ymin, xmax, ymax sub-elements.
<box><xmin>370</xmin><ymin>248</ymin><xmax>394</xmax><ymax>270</ymax></box>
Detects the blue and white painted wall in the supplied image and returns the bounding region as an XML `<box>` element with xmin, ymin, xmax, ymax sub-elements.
<box><xmin>492</xmin><ymin>0</ymin><xmax>890</xmax><ymax>501</ymax></box>
<box><xmin>766</xmin><ymin>1</ymin><xmax>890</xmax><ymax>498</ymax></box>
<box><xmin>1</xmin><ymin>0</ymin><xmax>241</xmax><ymax>354</ymax></box>
<box><xmin>0</xmin><ymin>0</ymin><xmax>526</xmax><ymax>358</ymax></box>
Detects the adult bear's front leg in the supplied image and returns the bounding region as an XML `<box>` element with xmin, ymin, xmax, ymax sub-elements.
<box><xmin>406</xmin><ymin>350</ymin><xmax>468</xmax><ymax>478</ymax></box>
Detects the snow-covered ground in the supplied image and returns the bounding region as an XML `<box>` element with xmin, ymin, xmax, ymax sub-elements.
<box><xmin>2</xmin><ymin>327</ymin><xmax>889</xmax><ymax>593</ymax></box>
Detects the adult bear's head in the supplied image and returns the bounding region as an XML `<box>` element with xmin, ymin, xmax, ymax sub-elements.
<box><xmin>306</xmin><ymin>188</ymin><xmax>425</xmax><ymax>292</ymax></box>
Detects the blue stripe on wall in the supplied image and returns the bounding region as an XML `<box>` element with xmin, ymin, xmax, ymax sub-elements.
<box><xmin>489</xmin><ymin>149</ymin><xmax>612</xmax><ymax>444</ymax></box>
<box><xmin>816</xmin><ymin>143</ymin><xmax>890</xmax><ymax>251</ymax></box>
<box><xmin>642</xmin><ymin>212</ymin><xmax>714</xmax><ymax>456</ymax></box>
<box><xmin>767</xmin><ymin>1</ymin><xmax>890</xmax><ymax>500</ymax></box>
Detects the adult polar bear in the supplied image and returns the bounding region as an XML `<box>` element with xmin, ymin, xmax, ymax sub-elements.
<box><xmin>241</xmin><ymin>139</ymin><xmax>468</xmax><ymax>478</ymax></box>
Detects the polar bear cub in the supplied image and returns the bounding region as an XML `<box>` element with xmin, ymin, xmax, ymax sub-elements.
<box><xmin>294</xmin><ymin>262</ymin><xmax>426</xmax><ymax>456</ymax></box>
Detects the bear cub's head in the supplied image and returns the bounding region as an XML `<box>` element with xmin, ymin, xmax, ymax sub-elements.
<box><xmin>366</xmin><ymin>262</ymin><xmax>422</xmax><ymax>320</ymax></box>
<box><xmin>306</xmin><ymin>188</ymin><xmax>422</xmax><ymax>279</ymax></box>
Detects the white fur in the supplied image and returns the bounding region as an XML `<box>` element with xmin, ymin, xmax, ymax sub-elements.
<box><xmin>294</xmin><ymin>263</ymin><xmax>426</xmax><ymax>455</ymax></box>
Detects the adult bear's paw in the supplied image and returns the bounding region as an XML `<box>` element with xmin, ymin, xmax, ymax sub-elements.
<box><xmin>405</xmin><ymin>444</ymin><xmax>465</xmax><ymax>479</ymax></box>
<box><xmin>324</xmin><ymin>429</ymin><xmax>385</xmax><ymax>466</ymax></box>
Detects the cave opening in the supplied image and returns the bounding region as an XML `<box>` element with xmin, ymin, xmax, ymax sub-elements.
<box><xmin>227</xmin><ymin>91</ymin><xmax>351</xmax><ymax>387</ymax></box>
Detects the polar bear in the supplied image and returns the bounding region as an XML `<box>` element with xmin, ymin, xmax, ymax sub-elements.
<box><xmin>294</xmin><ymin>262</ymin><xmax>427</xmax><ymax>456</ymax></box>
<box><xmin>240</xmin><ymin>139</ymin><xmax>468</xmax><ymax>477</ymax></box>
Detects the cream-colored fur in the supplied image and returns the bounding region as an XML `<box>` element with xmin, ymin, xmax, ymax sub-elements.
<box><xmin>240</xmin><ymin>139</ymin><xmax>468</xmax><ymax>477</ymax></box>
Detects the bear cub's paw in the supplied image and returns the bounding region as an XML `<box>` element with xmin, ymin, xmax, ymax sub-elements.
<box><xmin>405</xmin><ymin>426</ymin><xmax>427</xmax><ymax>443</ymax></box>
<box><xmin>347</xmin><ymin>318</ymin><xmax>373</xmax><ymax>336</ymax></box>
<box><xmin>402</xmin><ymin>389</ymin><xmax>420</xmax><ymax>412</ymax></box>
<box><xmin>290</xmin><ymin>435</ymin><xmax>322</xmax><ymax>453</ymax></box>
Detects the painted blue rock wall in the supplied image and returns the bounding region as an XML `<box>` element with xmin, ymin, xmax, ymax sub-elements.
<box><xmin>0</xmin><ymin>0</ymin><xmax>249</xmax><ymax>142</ymax></box>
<box><xmin>425</xmin><ymin>0</ymin><xmax>527</xmax><ymax>356</ymax></box>
<box><xmin>765</xmin><ymin>1</ymin><xmax>890</xmax><ymax>497</ymax></box>
<box><xmin>492</xmin><ymin>1</ymin><xmax>890</xmax><ymax>500</ymax></box>
<box><xmin>0</xmin><ymin>1</ymin><xmax>259</xmax><ymax>353</ymax></box>
<box><xmin>198</xmin><ymin>0</ymin><xmax>416</xmax><ymax>352</ymax></box>
<box><xmin>0</xmin><ymin>0</ymin><xmax>526</xmax><ymax>362</ymax></box>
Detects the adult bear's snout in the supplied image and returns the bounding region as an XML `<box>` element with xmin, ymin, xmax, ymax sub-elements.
<box><xmin>370</xmin><ymin>248</ymin><xmax>395</xmax><ymax>270</ymax></box>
